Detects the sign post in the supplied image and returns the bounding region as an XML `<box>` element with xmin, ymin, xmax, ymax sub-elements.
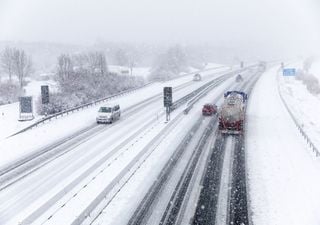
<box><xmin>41</xmin><ymin>85</ymin><xmax>50</xmax><ymax>116</ymax></box>
<box><xmin>163</xmin><ymin>87</ymin><xmax>172</xmax><ymax>122</ymax></box>
<box><xmin>19</xmin><ymin>96</ymin><xmax>34</xmax><ymax>121</ymax></box>
<box><xmin>41</xmin><ymin>85</ymin><xmax>50</xmax><ymax>104</ymax></box>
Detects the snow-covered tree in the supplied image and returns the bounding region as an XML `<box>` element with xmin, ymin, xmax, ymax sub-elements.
<box><xmin>38</xmin><ymin>50</ymin><xmax>145</xmax><ymax>115</ymax></box>
<box><xmin>11</xmin><ymin>48</ymin><xmax>33</xmax><ymax>88</ymax></box>
<box><xmin>57</xmin><ymin>54</ymin><xmax>73</xmax><ymax>85</ymax></box>
<box><xmin>0</xmin><ymin>47</ymin><xmax>15</xmax><ymax>82</ymax></box>
<box><xmin>149</xmin><ymin>45</ymin><xmax>189</xmax><ymax>81</ymax></box>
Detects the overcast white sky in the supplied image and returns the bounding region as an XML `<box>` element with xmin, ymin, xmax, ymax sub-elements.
<box><xmin>0</xmin><ymin>0</ymin><xmax>319</xmax><ymax>55</ymax></box>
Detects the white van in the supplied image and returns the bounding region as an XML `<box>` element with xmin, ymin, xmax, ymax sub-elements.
<box><xmin>96</xmin><ymin>104</ymin><xmax>121</xmax><ymax>124</ymax></box>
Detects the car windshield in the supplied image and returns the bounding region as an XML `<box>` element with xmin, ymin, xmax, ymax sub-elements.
<box><xmin>99</xmin><ymin>107</ymin><xmax>112</xmax><ymax>113</ymax></box>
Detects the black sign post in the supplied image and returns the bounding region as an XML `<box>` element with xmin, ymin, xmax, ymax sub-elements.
<box><xmin>41</xmin><ymin>85</ymin><xmax>49</xmax><ymax>104</ymax></box>
<box><xmin>163</xmin><ymin>87</ymin><xmax>172</xmax><ymax>122</ymax></box>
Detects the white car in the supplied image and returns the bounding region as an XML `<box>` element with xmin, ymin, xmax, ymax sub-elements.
<box><xmin>96</xmin><ymin>104</ymin><xmax>121</xmax><ymax>124</ymax></box>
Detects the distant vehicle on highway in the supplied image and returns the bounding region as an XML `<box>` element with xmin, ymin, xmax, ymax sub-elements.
<box><xmin>96</xmin><ymin>104</ymin><xmax>121</xmax><ymax>124</ymax></box>
<box><xmin>202</xmin><ymin>103</ymin><xmax>217</xmax><ymax>116</ymax></box>
<box><xmin>236</xmin><ymin>74</ymin><xmax>243</xmax><ymax>82</ymax></box>
<box><xmin>193</xmin><ymin>73</ymin><xmax>202</xmax><ymax>81</ymax></box>
<box><xmin>259</xmin><ymin>61</ymin><xmax>267</xmax><ymax>72</ymax></box>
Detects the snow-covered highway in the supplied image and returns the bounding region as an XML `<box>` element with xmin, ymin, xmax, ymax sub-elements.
<box><xmin>0</xmin><ymin>66</ymin><xmax>246</xmax><ymax>225</ymax></box>
<box><xmin>1</xmin><ymin>62</ymin><xmax>320</xmax><ymax>225</ymax></box>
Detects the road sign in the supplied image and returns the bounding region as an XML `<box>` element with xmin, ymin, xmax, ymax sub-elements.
<box><xmin>283</xmin><ymin>68</ymin><xmax>296</xmax><ymax>76</ymax></box>
<box><xmin>19</xmin><ymin>96</ymin><xmax>33</xmax><ymax>113</ymax></box>
<box><xmin>41</xmin><ymin>85</ymin><xmax>49</xmax><ymax>104</ymax></box>
<box><xmin>19</xmin><ymin>96</ymin><xmax>34</xmax><ymax>121</ymax></box>
<box><xmin>163</xmin><ymin>87</ymin><xmax>172</xmax><ymax>107</ymax></box>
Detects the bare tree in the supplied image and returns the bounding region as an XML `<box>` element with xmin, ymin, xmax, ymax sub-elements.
<box><xmin>94</xmin><ymin>52</ymin><xmax>108</xmax><ymax>76</ymax></box>
<box><xmin>0</xmin><ymin>47</ymin><xmax>15</xmax><ymax>82</ymax></box>
<box><xmin>56</xmin><ymin>52</ymin><xmax>109</xmax><ymax>97</ymax></box>
<box><xmin>86</xmin><ymin>52</ymin><xmax>108</xmax><ymax>76</ymax></box>
<box><xmin>57</xmin><ymin>54</ymin><xmax>74</xmax><ymax>83</ymax></box>
<box><xmin>11</xmin><ymin>49</ymin><xmax>33</xmax><ymax>88</ymax></box>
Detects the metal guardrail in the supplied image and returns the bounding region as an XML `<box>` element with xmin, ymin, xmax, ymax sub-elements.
<box><xmin>38</xmin><ymin>66</ymin><xmax>249</xmax><ymax>225</ymax></box>
<box><xmin>277</xmin><ymin>68</ymin><xmax>320</xmax><ymax>157</ymax></box>
<box><xmin>10</xmin><ymin>66</ymin><xmax>231</xmax><ymax>137</ymax></box>
<box><xmin>128</xmin><ymin>116</ymin><xmax>204</xmax><ymax>225</ymax></box>
<box><xmin>66</xmin><ymin>68</ymin><xmax>236</xmax><ymax>225</ymax></box>
<box><xmin>70</xmin><ymin>108</ymin><xmax>185</xmax><ymax>225</ymax></box>
<box><xmin>2</xmin><ymin>68</ymin><xmax>235</xmax><ymax>182</ymax></box>
<box><xmin>156</xmin><ymin>65</ymin><xmax>230</xmax><ymax>83</ymax></box>
<box><xmin>170</xmin><ymin>73</ymin><xmax>231</xmax><ymax>112</ymax></box>
<box><xmin>182</xmin><ymin>67</ymin><xmax>251</xmax><ymax>114</ymax></box>
<box><xmin>10</xmin><ymin>82</ymin><xmax>156</xmax><ymax>136</ymax></box>
<box><xmin>183</xmin><ymin>75</ymin><xmax>229</xmax><ymax>114</ymax></box>
<box><xmin>70</xmin><ymin>67</ymin><xmax>236</xmax><ymax>225</ymax></box>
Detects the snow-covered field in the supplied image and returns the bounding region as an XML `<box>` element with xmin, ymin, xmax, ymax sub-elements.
<box><xmin>108</xmin><ymin>65</ymin><xmax>150</xmax><ymax>78</ymax></box>
<box><xmin>247</xmin><ymin>65</ymin><xmax>320</xmax><ymax>225</ymax></box>
<box><xmin>0</xmin><ymin>79</ymin><xmax>58</xmax><ymax>140</ymax></box>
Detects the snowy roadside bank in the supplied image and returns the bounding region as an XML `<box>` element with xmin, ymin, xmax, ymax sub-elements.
<box><xmin>247</xmin><ymin>66</ymin><xmax>320</xmax><ymax>225</ymax></box>
<box><xmin>279</xmin><ymin>60</ymin><xmax>320</xmax><ymax>154</ymax></box>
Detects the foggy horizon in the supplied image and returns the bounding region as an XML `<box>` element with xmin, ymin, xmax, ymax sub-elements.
<box><xmin>0</xmin><ymin>0</ymin><xmax>319</xmax><ymax>57</ymax></box>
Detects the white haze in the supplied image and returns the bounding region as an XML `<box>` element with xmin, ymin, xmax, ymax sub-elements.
<box><xmin>0</xmin><ymin>0</ymin><xmax>319</xmax><ymax>58</ymax></box>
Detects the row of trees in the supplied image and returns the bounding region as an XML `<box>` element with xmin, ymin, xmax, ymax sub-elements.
<box><xmin>38</xmin><ymin>51</ymin><xmax>144</xmax><ymax>114</ymax></box>
<box><xmin>56</xmin><ymin>52</ymin><xmax>109</xmax><ymax>98</ymax></box>
<box><xmin>0</xmin><ymin>47</ymin><xmax>33</xmax><ymax>104</ymax></box>
<box><xmin>296</xmin><ymin>58</ymin><xmax>320</xmax><ymax>95</ymax></box>
<box><xmin>0</xmin><ymin>47</ymin><xmax>33</xmax><ymax>88</ymax></box>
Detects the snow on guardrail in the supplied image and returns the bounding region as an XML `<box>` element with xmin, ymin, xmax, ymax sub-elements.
<box><xmin>277</xmin><ymin>68</ymin><xmax>320</xmax><ymax>157</ymax></box>
<box><xmin>9</xmin><ymin>82</ymin><xmax>154</xmax><ymax>137</ymax></box>
<box><xmin>10</xmin><ymin>65</ymin><xmax>231</xmax><ymax>137</ymax></box>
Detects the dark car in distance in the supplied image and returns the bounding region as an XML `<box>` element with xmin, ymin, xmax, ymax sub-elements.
<box><xmin>202</xmin><ymin>103</ymin><xmax>217</xmax><ymax>116</ymax></box>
